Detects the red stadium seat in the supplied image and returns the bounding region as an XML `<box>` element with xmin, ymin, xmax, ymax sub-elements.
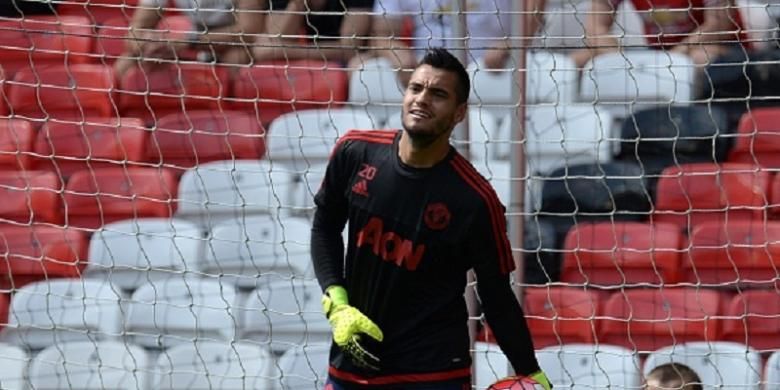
<box><xmin>33</xmin><ymin>118</ymin><xmax>148</xmax><ymax>177</ymax></box>
<box><xmin>0</xmin><ymin>16</ymin><xmax>93</xmax><ymax>76</ymax></box>
<box><xmin>0</xmin><ymin>293</ymin><xmax>8</xmax><ymax>329</ymax></box>
<box><xmin>230</xmin><ymin>60</ymin><xmax>348</xmax><ymax>125</ymax></box>
<box><xmin>96</xmin><ymin>16</ymin><xmax>196</xmax><ymax>65</ymax></box>
<box><xmin>119</xmin><ymin>63</ymin><xmax>230</xmax><ymax>125</ymax></box>
<box><xmin>0</xmin><ymin>225</ymin><xmax>88</xmax><ymax>289</ymax></box>
<box><xmin>0</xmin><ymin>65</ymin><xmax>6</xmax><ymax>116</ymax></box>
<box><xmin>522</xmin><ymin>287</ymin><xmax>601</xmax><ymax>348</ymax></box>
<box><xmin>0</xmin><ymin>119</ymin><xmax>35</xmax><ymax>171</ymax></box>
<box><xmin>8</xmin><ymin>64</ymin><xmax>116</xmax><ymax>123</ymax></box>
<box><xmin>562</xmin><ymin>222</ymin><xmax>684</xmax><ymax>286</ymax></box>
<box><xmin>600</xmin><ymin>288</ymin><xmax>721</xmax><ymax>352</ymax></box>
<box><xmin>685</xmin><ymin>220</ymin><xmax>780</xmax><ymax>287</ymax></box>
<box><xmin>729</xmin><ymin>108</ymin><xmax>780</xmax><ymax>168</ymax></box>
<box><xmin>58</xmin><ymin>0</ymin><xmax>140</xmax><ymax>24</ymax></box>
<box><xmin>148</xmin><ymin>110</ymin><xmax>265</xmax><ymax>170</ymax></box>
<box><xmin>0</xmin><ymin>171</ymin><xmax>63</xmax><ymax>225</ymax></box>
<box><xmin>722</xmin><ymin>290</ymin><xmax>780</xmax><ymax>351</ymax></box>
<box><xmin>64</xmin><ymin>167</ymin><xmax>178</xmax><ymax>230</ymax></box>
<box><xmin>653</xmin><ymin>163</ymin><xmax>771</xmax><ymax>232</ymax></box>
<box><xmin>771</xmin><ymin>175</ymin><xmax>780</xmax><ymax>218</ymax></box>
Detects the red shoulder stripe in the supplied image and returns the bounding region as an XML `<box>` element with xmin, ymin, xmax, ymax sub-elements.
<box><xmin>450</xmin><ymin>156</ymin><xmax>514</xmax><ymax>274</ymax></box>
<box><xmin>329</xmin><ymin>130</ymin><xmax>395</xmax><ymax>159</ymax></box>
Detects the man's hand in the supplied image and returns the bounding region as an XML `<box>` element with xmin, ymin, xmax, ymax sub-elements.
<box><xmin>322</xmin><ymin>285</ymin><xmax>384</xmax><ymax>371</ymax></box>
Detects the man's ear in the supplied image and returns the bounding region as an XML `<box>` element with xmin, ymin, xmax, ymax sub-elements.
<box><xmin>454</xmin><ymin>103</ymin><xmax>467</xmax><ymax>123</ymax></box>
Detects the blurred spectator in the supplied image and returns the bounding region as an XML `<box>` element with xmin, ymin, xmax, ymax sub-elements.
<box><xmin>0</xmin><ymin>0</ymin><xmax>58</xmax><ymax>16</ymax></box>
<box><xmin>114</xmin><ymin>0</ymin><xmax>265</xmax><ymax>78</ymax></box>
<box><xmin>646</xmin><ymin>363</ymin><xmax>702</xmax><ymax>390</ymax></box>
<box><xmin>251</xmin><ymin>0</ymin><xmax>374</xmax><ymax>63</ymax></box>
<box><xmin>353</xmin><ymin>0</ymin><xmax>545</xmax><ymax>85</ymax></box>
<box><xmin>571</xmin><ymin>0</ymin><xmax>750</xmax><ymax>68</ymax></box>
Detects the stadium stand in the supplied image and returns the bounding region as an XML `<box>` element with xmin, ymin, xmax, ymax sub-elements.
<box><xmin>33</xmin><ymin>117</ymin><xmax>148</xmax><ymax>177</ymax></box>
<box><xmin>723</xmin><ymin>290</ymin><xmax>780</xmax><ymax>351</ymax></box>
<box><xmin>0</xmin><ymin>170</ymin><xmax>64</xmax><ymax>224</ymax></box>
<box><xmin>0</xmin><ymin>121</ymin><xmax>35</xmax><ymax>171</ymax></box>
<box><xmin>0</xmin><ymin>16</ymin><xmax>93</xmax><ymax>75</ymax></box>
<box><xmin>730</xmin><ymin>107</ymin><xmax>780</xmax><ymax>168</ymax></box>
<box><xmin>522</xmin><ymin>286</ymin><xmax>601</xmax><ymax>348</ymax></box>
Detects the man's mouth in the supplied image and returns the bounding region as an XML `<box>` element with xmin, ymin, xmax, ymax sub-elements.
<box><xmin>409</xmin><ymin>109</ymin><xmax>432</xmax><ymax>119</ymax></box>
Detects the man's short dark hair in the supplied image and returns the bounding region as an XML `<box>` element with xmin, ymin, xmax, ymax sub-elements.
<box><xmin>647</xmin><ymin>363</ymin><xmax>702</xmax><ymax>390</ymax></box>
<box><xmin>418</xmin><ymin>48</ymin><xmax>471</xmax><ymax>104</ymax></box>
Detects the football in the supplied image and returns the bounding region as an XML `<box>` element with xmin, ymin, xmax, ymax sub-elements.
<box><xmin>488</xmin><ymin>376</ymin><xmax>543</xmax><ymax>390</ymax></box>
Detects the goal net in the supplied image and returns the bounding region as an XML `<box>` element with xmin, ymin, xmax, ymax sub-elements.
<box><xmin>0</xmin><ymin>0</ymin><xmax>777</xmax><ymax>389</ymax></box>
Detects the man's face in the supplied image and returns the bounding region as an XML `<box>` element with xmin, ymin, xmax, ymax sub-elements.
<box><xmin>401</xmin><ymin>64</ymin><xmax>467</xmax><ymax>145</ymax></box>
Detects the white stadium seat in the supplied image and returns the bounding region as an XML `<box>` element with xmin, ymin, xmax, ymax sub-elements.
<box><xmin>273</xmin><ymin>344</ymin><xmax>331</xmax><ymax>390</ymax></box>
<box><xmin>266</xmin><ymin>108</ymin><xmax>376</xmax><ymax>167</ymax></box>
<box><xmin>29</xmin><ymin>340</ymin><xmax>150</xmax><ymax>390</ymax></box>
<box><xmin>644</xmin><ymin>342</ymin><xmax>761</xmax><ymax>390</ymax></box>
<box><xmin>2</xmin><ymin>279</ymin><xmax>124</xmax><ymax>350</ymax></box>
<box><xmin>473</xmin><ymin>341</ymin><xmax>510</xmax><ymax>390</ymax></box>
<box><xmin>154</xmin><ymin>341</ymin><xmax>274</xmax><ymax>389</ymax></box>
<box><xmin>580</xmin><ymin>50</ymin><xmax>695</xmax><ymax>117</ymax></box>
<box><xmin>764</xmin><ymin>350</ymin><xmax>780</xmax><ymax>390</ymax></box>
<box><xmin>0</xmin><ymin>343</ymin><xmax>28</xmax><ymax>390</ymax></box>
<box><xmin>348</xmin><ymin>57</ymin><xmax>405</xmax><ymax>126</ymax></box>
<box><xmin>204</xmin><ymin>215</ymin><xmax>314</xmax><ymax>289</ymax></box>
<box><xmin>285</xmin><ymin>162</ymin><xmax>327</xmax><ymax>217</ymax></box>
<box><xmin>537</xmin><ymin>343</ymin><xmax>642</xmax><ymax>390</ymax></box>
<box><xmin>126</xmin><ymin>278</ymin><xmax>240</xmax><ymax>348</ymax></box>
<box><xmin>86</xmin><ymin>218</ymin><xmax>204</xmax><ymax>291</ymax></box>
<box><xmin>241</xmin><ymin>279</ymin><xmax>329</xmax><ymax>352</ymax></box>
<box><xmin>176</xmin><ymin>160</ymin><xmax>297</xmax><ymax>226</ymax></box>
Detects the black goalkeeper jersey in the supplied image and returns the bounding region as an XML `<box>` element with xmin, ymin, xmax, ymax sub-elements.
<box><xmin>312</xmin><ymin>130</ymin><xmax>540</xmax><ymax>387</ymax></box>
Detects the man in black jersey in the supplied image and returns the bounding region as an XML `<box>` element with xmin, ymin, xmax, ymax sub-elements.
<box><xmin>312</xmin><ymin>47</ymin><xmax>551</xmax><ymax>389</ymax></box>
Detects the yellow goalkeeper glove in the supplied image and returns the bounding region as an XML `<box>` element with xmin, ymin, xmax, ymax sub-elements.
<box><xmin>322</xmin><ymin>285</ymin><xmax>384</xmax><ymax>371</ymax></box>
<box><xmin>530</xmin><ymin>370</ymin><xmax>553</xmax><ymax>390</ymax></box>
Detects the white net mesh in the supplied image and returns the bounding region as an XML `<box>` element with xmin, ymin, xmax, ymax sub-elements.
<box><xmin>0</xmin><ymin>0</ymin><xmax>778</xmax><ymax>389</ymax></box>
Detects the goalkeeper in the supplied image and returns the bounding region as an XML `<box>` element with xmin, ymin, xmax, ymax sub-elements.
<box><xmin>312</xmin><ymin>47</ymin><xmax>550</xmax><ymax>389</ymax></box>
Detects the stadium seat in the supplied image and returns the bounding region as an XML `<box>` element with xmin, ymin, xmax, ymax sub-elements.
<box><xmin>2</xmin><ymin>279</ymin><xmax>124</xmax><ymax>349</ymax></box>
<box><xmin>473</xmin><ymin>341</ymin><xmax>510</xmax><ymax>390</ymax></box>
<box><xmin>536</xmin><ymin>344</ymin><xmax>642</xmax><ymax>390</ymax></box>
<box><xmin>0</xmin><ymin>170</ymin><xmax>63</xmax><ymax>224</ymax></box>
<box><xmin>654</xmin><ymin>163</ymin><xmax>771</xmax><ymax>232</ymax></box>
<box><xmin>118</xmin><ymin>63</ymin><xmax>230</xmax><ymax>125</ymax></box>
<box><xmin>241</xmin><ymin>278</ymin><xmax>328</xmax><ymax>352</ymax></box>
<box><xmin>231</xmin><ymin>60</ymin><xmax>349</xmax><ymax>126</ymax></box>
<box><xmin>0</xmin><ymin>343</ymin><xmax>27</xmax><ymax>390</ymax></box>
<box><xmin>600</xmin><ymin>288</ymin><xmax>722</xmax><ymax>352</ymax></box>
<box><xmin>617</xmin><ymin>105</ymin><xmax>732</xmax><ymax>191</ymax></box>
<box><xmin>154</xmin><ymin>341</ymin><xmax>274</xmax><ymax>389</ymax></box>
<box><xmin>28</xmin><ymin>340</ymin><xmax>150</xmax><ymax>390</ymax></box>
<box><xmin>0</xmin><ymin>225</ymin><xmax>88</xmax><ymax>289</ymax></box>
<box><xmin>522</xmin><ymin>287</ymin><xmax>601</xmax><ymax>348</ymax></box>
<box><xmin>64</xmin><ymin>167</ymin><xmax>178</xmax><ymax>230</ymax></box>
<box><xmin>580</xmin><ymin>50</ymin><xmax>695</xmax><ymax>118</ymax></box>
<box><xmin>523</xmin><ymin>106</ymin><xmax>615</xmax><ymax>176</ymax></box>
<box><xmin>286</xmin><ymin>162</ymin><xmax>326</xmax><ymax>217</ymax></box>
<box><xmin>347</xmin><ymin>57</ymin><xmax>404</xmax><ymax>126</ymax></box>
<box><xmin>0</xmin><ymin>16</ymin><xmax>93</xmax><ymax>75</ymax></box>
<box><xmin>685</xmin><ymin>220</ymin><xmax>780</xmax><ymax>287</ymax></box>
<box><xmin>33</xmin><ymin>117</ymin><xmax>148</xmax><ymax>177</ymax></box>
<box><xmin>266</xmin><ymin>108</ymin><xmax>375</xmax><ymax>167</ymax></box>
<box><xmin>765</xmin><ymin>351</ymin><xmax>780</xmax><ymax>390</ymax></box>
<box><xmin>539</xmin><ymin>161</ymin><xmax>653</xmax><ymax>246</ymax></box>
<box><xmin>58</xmin><ymin>0</ymin><xmax>141</xmax><ymax>24</ymax></box>
<box><xmin>273</xmin><ymin>344</ymin><xmax>330</xmax><ymax>390</ymax></box>
<box><xmin>148</xmin><ymin>110</ymin><xmax>265</xmax><ymax>171</ymax></box>
<box><xmin>643</xmin><ymin>342</ymin><xmax>761</xmax><ymax>390</ymax></box>
<box><xmin>0</xmin><ymin>295</ymin><xmax>7</xmax><ymax>329</ymax></box>
<box><xmin>0</xmin><ymin>119</ymin><xmax>35</xmax><ymax>171</ymax></box>
<box><xmin>8</xmin><ymin>64</ymin><xmax>116</xmax><ymax>123</ymax></box>
<box><xmin>204</xmin><ymin>215</ymin><xmax>313</xmax><ymax>289</ymax></box>
<box><xmin>86</xmin><ymin>217</ymin><xmax>204</xmax><ymax>291</ymax></box>
<box><xmin>126</xmin><ymin>278</ymin><xmax>240</xmax><ymax>348</ymax></box>
<box><xmin>176</xmin><ymin>160</ymin><xmax>299</xmax><ymax>226</ymax></box>
<box><xmin>722</xmin><ymin>290</ymin><xmax>780</xmax><ymax>351</ymax></box>
<box><xmin>561</xmin><ymin>222</ymin><xmax>684</xmax><ymax>286</ymax></box>
<box><xmin>730</xmin><ymin>108</ymin><xmax>780</xmax><ymax>168</ymax></box>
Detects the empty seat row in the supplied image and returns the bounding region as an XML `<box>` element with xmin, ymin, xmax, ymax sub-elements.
<box><xmin>499</xmin><ymin>287</ymin><xmax>780</xmax><ymax>352</ymax></box>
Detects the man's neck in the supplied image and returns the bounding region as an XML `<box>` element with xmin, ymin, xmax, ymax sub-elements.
<box><xmin>398</xmin><ymin>131</ymin><xmax>451</xmax><ymax>168</ymax></box>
